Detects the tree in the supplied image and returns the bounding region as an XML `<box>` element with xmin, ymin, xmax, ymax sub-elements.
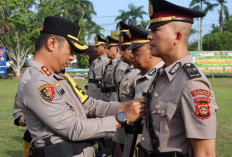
<box><xmin>189</xmin><ymin>0</ymin><xmax>216</xmax><ymax>51</ymax></box>
<box><xmin>215</xmin><ymin>0</ymin><xmax>229</xmax><ymax>31</ymax></box>
<box><xmin>115</xmin><ymin>3</ymin><xmax>147</xmax><ymax>30</ymax></box>
<box><xmin>137</xmin><ymin>20</ymin><xmax>150</xmax><ymax>29</ymax></box>
<box><xmin>211</xmin><ymin>15</ymin><xmax>232</xmax><ymax>34</ymax></box>
<box><xmin>202</xmin><ymin>31</ymin><xmax>232</xmax><ymax>50</ymax></box>
<box><xmin>0</xmin><ymin>0</ymin><xmax>38</xmax><ymax>77</ymax></box>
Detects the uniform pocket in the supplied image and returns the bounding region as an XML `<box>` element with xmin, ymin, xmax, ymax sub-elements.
<box><xmin>151</xmin><ymin>101</ymin><xmax>177</xmax><ymax>134</ymax></box>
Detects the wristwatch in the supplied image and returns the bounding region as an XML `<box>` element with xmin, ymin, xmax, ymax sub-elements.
<box><xmin>116</xmin><ymin>112</ymin><xmax>128</xmax><ymax>127</ymax></box>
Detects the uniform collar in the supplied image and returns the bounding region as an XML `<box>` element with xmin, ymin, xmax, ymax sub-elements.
<box><xmin>164</xmin><ymin>55</ymin><xmax>193</xmax><ymax>82</ymax></box>
<box><xmin>138</xmin><ymin>61</ymin><xmax>164</xmax><ymax>80</ymax></box>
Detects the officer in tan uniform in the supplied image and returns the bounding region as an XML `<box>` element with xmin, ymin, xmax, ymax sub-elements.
<box><xmin>16</xmin><ymin>16</ymin><xmax>146</xmax><ymax>157</ymax></box>
<box><xmin>87</xmin><ymin>35</ymin><xmax>109</xmax><ymax>99</ymax></box>
<box><xmin>122</xmin><ymin>25</ymin><xmax>164</xmax><ymax>157</ymax></box>
<box><xmin>101</xmin><ymin>36</ymin><xmax>123</xmax><ymax>102</ymax></box>
<box><xmin>112</xmin><ymin>22</ymin><xmax>141</xmax><ymax>157</ymax></box>
<box><xmin>138</xmin><ymin>0</ymin><xmax>218</xmax><ymax>156</ymax></box>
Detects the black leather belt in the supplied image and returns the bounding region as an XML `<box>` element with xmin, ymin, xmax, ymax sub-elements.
<box><xmin>101</xmin><ymin>87</ymin><xmax>117</xmax><ymax>93</ymax></box>
<box><xmin>137</xmin><ymin>144</ymin><xmax>188</xmax><ymax>157</ymax></box>
<box><xmin>88</xmin><ymin>79</ymin><xmax>101</xmax><ymax>84</ymax></box>
<box><xmin>31</xmin><ymin>141</ymin><xmax>93</xmax><ymax>157</ymax></box>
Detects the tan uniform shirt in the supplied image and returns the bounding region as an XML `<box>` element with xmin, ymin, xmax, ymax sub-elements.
<box><xmin>140</xmin><ymin>55</ymin><xmax>218</xmax><ymax>157</ymax></box>
<box><xmin>118</xmin><ymin>65</ymin><xmax>141</xmax><ymax>102</ymax></box>
<box><xmin>13</xmin><ymin>95</ymin><xmax>23</xmax><ymax>125</ymax></box>
<box><xmin>101</xmin><ymin>57</ymin><xmax>120</xmax><ymax>102</ymax></box>
<box><xmin>110</xmin><ymin>60</ymin><xmax>129</xmax><ymax>101</ymax></box>
<box><xmin>122</xmin><ymin>61</ymin><xmax>164</xmax><ymax>157</ymax></box>
<box><xmin>17</xmin><ymin>60</ymin><xmax>120</xmax><ymax>157</ymax></box>
<box><xmin>112</xmin><ymin>65</ymin><xmax>140</xmax><ymax>144</ymax></box>
<box><xmin>87</xmin><ymin>54</ymin><xmax>109</xmax><ymax>99</ymax></box>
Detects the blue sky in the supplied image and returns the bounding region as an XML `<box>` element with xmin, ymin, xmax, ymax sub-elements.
<box><xmin>89</xmin><ymin>0</ymin><xmax>232</xmax><ymax>44</ymax></box>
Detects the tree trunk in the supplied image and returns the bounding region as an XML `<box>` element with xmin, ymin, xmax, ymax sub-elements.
<box><xmin>219</xmin><ymin>4</ymin><xmax>223</xmax><ymax>31</ymax></box>
<box><xmin>15</xmin><ymin>66</ymin><xmax>21</xmax><ymax>77</ymax></box>
<box><xmin>198</xmin><ymin>17</ymin><xmax>201</xmax><ymax>51</ymax></box>
<box><xmin>200</xmin><ymin>17</ymin><xmax>203</xmax><ymax>51</ymax></box>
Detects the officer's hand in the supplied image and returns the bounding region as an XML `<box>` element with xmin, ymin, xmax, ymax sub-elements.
<box><xmin>119</xmin><ymin>100</ymin><xmax>146</xmax><ymax>123</ymax></box>
<box><xmin>19</xmin><ymin>115</ymin><xmax>26</xmax><ymax>127</ymax></box>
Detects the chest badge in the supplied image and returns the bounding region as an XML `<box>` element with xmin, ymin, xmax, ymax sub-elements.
<box><xmin>54</xmin><ymin>81</ymin><xmax>60</xmax><ymax>88</ymax></box>
<box><xmin>38</xmin><ymin>83</ymin><xmax>55</xmax><ymax>102</ymax></box>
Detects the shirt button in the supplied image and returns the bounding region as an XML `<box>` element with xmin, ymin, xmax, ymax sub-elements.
<box><xmin>154</xmin><ymin>92</ymin><xmax>158</xmax><ymax>98</ymax></box>
<box><xmin>156</xmin><ymin>104</ymin><xmax>161</xmax><ymax>110</ymax></box>
<box><xmin>161</xmin><ymin>110</ymin><xmax>165</xmax><ymax>115</ymax></box>
<box><xmin>141</xmin><ymin>137</ymin><xmax>145</xmax><ymax>141</ymax></box>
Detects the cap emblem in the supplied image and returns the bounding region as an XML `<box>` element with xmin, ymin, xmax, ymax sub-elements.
<box><xmin>149</xmin><ymin>0</ymin><xmax>153</xmax><ymax>17</ymax></box>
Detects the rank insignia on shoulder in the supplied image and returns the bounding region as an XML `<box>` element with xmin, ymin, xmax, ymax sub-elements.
<box><xmin>183</xmin><ymin>63</ymin><xmax>201</xmax><ymax>79</ymax></box>
<box><xmin>192</xmin><ymin>89</ymin><xmax>211</xmax><ymax>97</ymax></box>
<box><xmin>38</xmin><ymin>83</ymin><xmax>55</xmax><ymax>102</ymax></box>
<box><xmin>195</xmin><ymin>97</ymin><xmax>211</xmax><ymax>120</ymax></box>
<box><xmin>169</xmin><ymin>62</ymin><xmax>181</xmax><ymax>75</ymax></box>
<box><xmin>148</xmin><ymin>68</ymin><xmax>156</xmax><ymax>76</ymax></box>
<box><xmin>41</xmin><ymin>66</ymin><xmax>52</xmax><ymax>76</ymax></box>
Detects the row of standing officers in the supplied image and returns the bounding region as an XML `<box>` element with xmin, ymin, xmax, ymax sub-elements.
<box><xmin>14</xmin><ymin>0</ymin><xmax>218</xmax><ymax>157</ymax></box>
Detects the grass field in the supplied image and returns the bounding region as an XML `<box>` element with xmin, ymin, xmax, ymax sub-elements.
<box><xmin>0</xmin><ymin>78</ymin><xmax>231</xmax><ymax>157</ymax></box>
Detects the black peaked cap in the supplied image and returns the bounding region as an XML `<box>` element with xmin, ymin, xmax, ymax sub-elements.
<box><xmin>149</xmin><ymin>0</ymin><xmax>206</xmax><ymax>28</ymax></box>
<box><xmin>40</xmin><ymin>16</ymin><xmax>88</xmax><ymax>53</ymax></box>
<box><xmin>107</xmin><ymin>36</ymin><xmax>119</xmax><ymax>49</ymax></box>
<box><xmin>129</xmin><ymin>25</ymin><xmax>149</xmax><ymax>50</ymax></box>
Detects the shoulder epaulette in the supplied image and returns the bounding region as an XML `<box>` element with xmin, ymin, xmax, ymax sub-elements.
<box><xmin>183</xmin><ymin>63</ymin><xmax>201</xmax><ymax>79</ymax></box>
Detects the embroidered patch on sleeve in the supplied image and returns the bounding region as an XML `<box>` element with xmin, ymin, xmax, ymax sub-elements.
<box><xmin>195</xmin><ymin>99</ymin><xmax>211</xmax><ymax>120</ymax></box>
<box><xmin>183</xmin><ymin>63</ymin><xmax>201</xmax><ymax>79</ymax></box>
<box><xmin>38</xmin><ymin>83</ymin><xmax>55</xmax><ymax>102</ymax></box>
<box><xmin>194</xmin><ymin>97</ymin><xmax>211</xmax><ymax>103</ymax></box>
<box><xmin>192</xmin><ymin>89</ymin><xmax>211</xmax><ymax>97</ymax></box>
<box><xmin>41</xmin><ymin>66</ymin><xmax>52</xmax><ymax>76</ymax></box>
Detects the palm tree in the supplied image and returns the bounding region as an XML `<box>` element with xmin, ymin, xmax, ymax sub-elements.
<box><xmin>127</xmin><ymin>3</ymin><xmax>147</xmax><ymax>25</ymax></box>
<box><xmin>214</xmin><ymin>0</ymin><xmax>229</xmax><ymax>31</ymax></box>
<box><xmin>115</xmin><ymin>10</ymin><xmax>130</xmax><ymax>29</ymax></box>
<box><xmin>137</xmin><ymin>20</ymin><xmax>150</xmax><ymax>29</ymax></box>
<box><xmin>115</xmin><ymin>3</ymin><xmax>147</xmax><ymax>30</ymax></box>
<box><xmin>189</xmin><ymin>0</ymin><xmax>216</xmax><ymax>51</ymax></box>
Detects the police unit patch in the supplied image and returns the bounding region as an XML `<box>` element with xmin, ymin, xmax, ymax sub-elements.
<box><xmin>169</xmin><ymin>62</ymin><xmax>181</xmax><ymax>75</ymax></box>
<box><xmin>195</xmin><ymin>99</ymin><xmax>211</xmax><ymax>120</ymax></box>
<box><xmin>41</xmin><ymin>66</ymin><xmax>52</xmax><ymax>76</ymax></box>
<box><xmin>38</xmin><ymin>83</ymin><xmax>55</xmax><ymax>102</ymax></box>
<box><xmin>192</xmin><ymin>89</ymin><xmax>211</xmax><ymax>97</ymax></box>
<box><xmin>183</xmin><ymin>63</ymin><xmax>201</xmax><ymax>79</ymax></box>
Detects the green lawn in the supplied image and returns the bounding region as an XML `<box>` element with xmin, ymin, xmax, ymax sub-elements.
<box><xmin>0</xmin><ymin>78</ymin><xmax>231</xmax><ymax>157</ymax></box>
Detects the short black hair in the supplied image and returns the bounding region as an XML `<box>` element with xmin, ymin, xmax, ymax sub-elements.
<box><xmin>35</xmin><ymin>34</ymin><xmax>66</xmax><ymax>51</ymax></box>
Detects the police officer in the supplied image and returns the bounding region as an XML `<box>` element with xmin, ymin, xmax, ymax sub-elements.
<box><xmin>16</xmin><ymin>16</ymin><xmax>146</xmax><ymax>157</ymax></box>
<box><xmin>101</xmin><ymin>36</ymin><xmax>125</xmax><ymax>102</ymax></box>
<box><xmin>138</xmin><ymin>0</ymin><xmax>218</xmax><ymax>156</ymax></box>
<box><xmin>122</xmin><ymin>25</ymin><xmax>164</xmax><ymax>157</ymax></box>
<box><xmin>112</xmin><ymin>22</ymin><xmax>141</xmax><ymax>157</ymax></box>
<box><xmin>87</xmin><ymin>35</ymin><xmax>110</xmax><ymax>99</ymax></box>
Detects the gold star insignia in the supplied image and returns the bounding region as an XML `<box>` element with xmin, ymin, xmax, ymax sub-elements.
<box><xmin>0</xmin><ymin>57</ymin><xmax>4</xmax><ymax>61</ymax></box>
